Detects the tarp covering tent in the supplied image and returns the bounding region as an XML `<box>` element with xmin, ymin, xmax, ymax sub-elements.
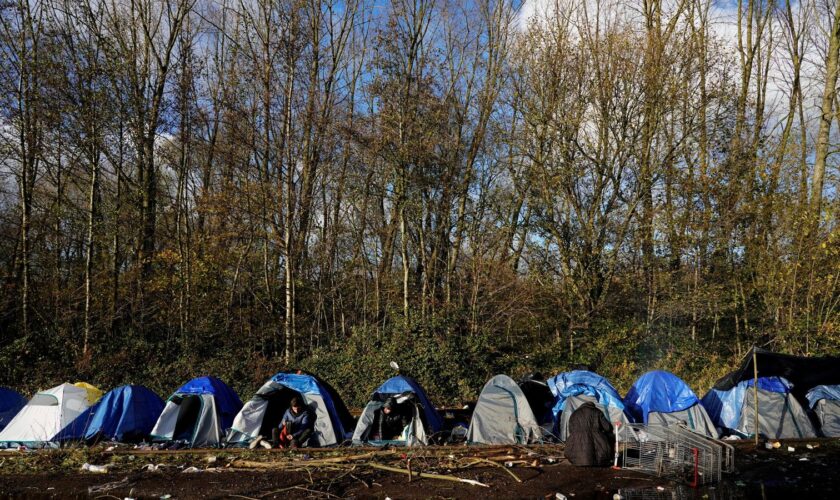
<box><xmin>150</xmin><ymin>376</ymin><xmax>242</xmax><ymax>447</ymax></box>
<box><xmin>712</xmin><ymin>347</ymin><xmax>840</xmax><ymax>402</ymax></box>
<box><xmin>701</xmin><ymin>376</ymin><xmax>816</xmax><ymax>439</ymax></box>
<box><xmin>548</xmin><ymin>370</ymin><xmax>631</xmax><ymax>441</ymax></box>
<box><xmin>624</xmin><ymin>371</ymin><xmax>718</xmax><ymax>438</ymax></box>
<box><xmin>352</xmin><ymin>375</ymin><xmax>443</xmax><ymax>446</ymax></box>
<box><xmin>807</xmin><ymin>385</ymin><xmax>840</xmax><ymax>437</ymax></box>
<box><xmin>78</xmin><ymin>385</ymin><xmax>165</xmax><ymax>442</ymax></box>
<box><xmin>466</xmin><ymin>375</ymin><xmax>543</xmax><ymax>445</ymax></box>
<box><xmin>0</xmin><ymin>383</ymin><xmax>90</xmax><ymax>447</ymax></box>
<box><xmin>227</xmin><ymin>372</ymin><xmax>354</xmax><ymax>447</ymax></box>
<box><xmin>0</xmin><ymin>388</ymin><xmax>26</xmax><ymax>432</ymax></box>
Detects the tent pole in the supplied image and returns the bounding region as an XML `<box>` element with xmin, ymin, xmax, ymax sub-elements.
<box><xmin>753</xmin><ymin>348</ymin><xmax>759</xmax><ymax>446</ymax></box>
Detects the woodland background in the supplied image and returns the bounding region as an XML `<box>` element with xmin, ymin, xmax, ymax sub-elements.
<box><xmin>1</xmin><ymin>0</ymin><xmax>838</xmax><ymax>407</ymax></box>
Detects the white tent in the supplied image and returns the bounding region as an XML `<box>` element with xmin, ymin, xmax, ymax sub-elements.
<box><xmin>0</xmin><ymin>383</ymin><xmax>90</xmax><ymax>446</ymax></box>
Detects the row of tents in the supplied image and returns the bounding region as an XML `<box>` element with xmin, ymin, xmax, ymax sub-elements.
<box><xmin>0</xmin><ymin>348</ymin><xmax>838</xmax><ymax>448</ymax></box>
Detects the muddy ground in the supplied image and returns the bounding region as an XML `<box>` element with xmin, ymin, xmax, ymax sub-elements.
<box><xmin>0</xmin><ymin>439</ymin><xmax>836</xmax><ymax>499</ymax></box>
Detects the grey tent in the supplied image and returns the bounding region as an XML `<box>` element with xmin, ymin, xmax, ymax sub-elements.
<box><xmin>702</xmin><ymin>376</ymin><xmax>816</xmax><ymax>439</ymax></box>
<box><xmin>466</xmin><ymin>375</ymin><xmax>543</xmax><ymax>445</ymax></box>
<box><xmin>150</xmin><ymin>377</ymin><xmax>242</xmax><ymax>448</ymax></box>
<box><xmin>807</xmin><ymin>385</ymin><xmax>840</xmax><ymax>437</ymax></box>
<box><xmin>352</xmin><ymin>375</ymin><xmax>443</xmax><ymax>446</ymax></box>
<box><xmin>226</xmin><ymin>372</ymin><xmax>354</xmax><ymax>447</ymax></box>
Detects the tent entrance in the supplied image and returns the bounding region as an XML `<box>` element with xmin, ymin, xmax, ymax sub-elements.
<box><xmin>257</xmin><ymin>388</ymin><xmax>303</xmax><ymax>438</ymax></box>
<box><xmin>172</xmin><ymin>395</ymin><xmax>203</xmax><ymax>442</ymax></box>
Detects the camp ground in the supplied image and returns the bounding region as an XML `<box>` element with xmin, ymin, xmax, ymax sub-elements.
<box><xmin>150</xmin><ymin>376</ymin><xmax>242</xmax><ymax>448</ymax></box>
<box><xmin>466</xmin><ymin>374</ymin><xmax>544</xmax><ymax>445</ymax></box>
<box><xmin>352</xmin><ymin>374</ymin><xmax>443</xmax><ymax>446</ymax></box>
<box><xmin>227</xmin><ymin>371</ymin><xmax>354</xmax><ymax>448</ymax></box>
<box><xmin>548</xmin><ymin>370</ymin><xmax>632</xmax><ymax>441</ymax></box>
<box><xmin>623</xmin><ymin>370</ymin><xmax>719</xmax><ymax>438</ymax></box>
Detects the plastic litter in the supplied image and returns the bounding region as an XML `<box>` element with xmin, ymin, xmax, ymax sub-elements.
<box><xmin>182</xmin><ymin>466</ymin><xmax>201</xmax><ymax>473</ymax></box>
<box><xmin>765</xmin><ymin>442</ymin><xmax>774</xmax><ymax>450</ymax></box>
<box><xmin>81</xmin><ymin>463</ymin><xmax>109</xmax><ymax>473</ymax></box>
<box><xmin>787</xmin><ymin>446</ymin><xmax>795</xmax><ymax>452</ymax></box>
<box><xmin>205</xmin><ymin>456</ymin><xmax>217</xmax><ymax>464</ymax></box>
<box><xmin>555</xmin><ymin>494</ymin><xmax>568</xmax><ymax>500</ymax></box>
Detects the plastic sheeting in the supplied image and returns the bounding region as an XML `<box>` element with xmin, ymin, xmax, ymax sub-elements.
<box><xmin>623</xmin><ymin>371</ymin><xmax>701</xmax><ymax>424</ymax></box>
<box><xmin>372</xmin><ymin>375</ymin><xmax>443</xmax><ymax>433</ymax></box>
<box><xmin>806</xmin><ymin>384</ymin><xmax>840</xmax><ymax>408</ymax></box>
<box><xmin>547</xmin><ymin>370</ymin><xmax>625</xmax><ymax>419</ymax></box>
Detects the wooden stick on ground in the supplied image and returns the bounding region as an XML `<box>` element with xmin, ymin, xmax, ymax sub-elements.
<box><xmin>367</xmin><ymin>463</ymin><xmax>489</xmax><ymax>487</ymax></box>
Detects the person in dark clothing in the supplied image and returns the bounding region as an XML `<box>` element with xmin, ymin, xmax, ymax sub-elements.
<box><xmin>372</xmin><ymin>397</ymin><xmax>411</xmax><ymax>440</ymax></box>
<box><xmin>273</xmin><ymin>396</ymin><xmax>315</xmax><ymax>448</ymax></box>
<box><xmin>564</xmin><ymin>401</ymin><xmax>615</xmax><ymax>466</ymax></box>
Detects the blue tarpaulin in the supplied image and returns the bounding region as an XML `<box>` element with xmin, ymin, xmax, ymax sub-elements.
<box><xmin>373</xmin><ymin>375</ymin><xmax>443</xmax><ymax>433</ymax></box>
<box><xmin>806</xmin><ymin>384</ymin><xmax>840</xmax><ymax>409</ymax></box>
<box><xmin>623</xmin><ymin>371</ymin><xmax>701</xmax><ymax>424</ymax></box>
<box><xmin>174</xmin><ymin>376</ymin><xmax>242</xmax><ymax>430</ymax></box>
<box><xmin>0</xmin><ymin>388</ymin><xmax>25</xmax><ymax>432</ymax></box>
<box><xmin>83</xmin><ymin>385</ymin><xmax>165</xmax><ymax>441</ymax></box>
<box><xmin>701</xmin><ymin>376</ymin><xmax>792</xmax><ymax>430</ymax></box>
<box><xmin>270</xmin><ymin>372</ymin><xmax>353</xmax><ymax>440</ymax></box>
<box><xmin>547</xmin><ymin>370</ymin><xmax>624</xmax><ymax>419</ymax></box>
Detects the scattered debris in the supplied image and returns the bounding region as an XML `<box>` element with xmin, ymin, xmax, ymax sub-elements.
<box><xmin>788</xmin><ymin>446</ymin><xmax>796</xmax><ymax>452</ymax></box>
<box><xmin>81</xmin><ymin>463</ymin><xmax>109</xmax><ymax>473</ymax></box>
<box><xmin>182</xmin><ymin>466</ymin><xmax>201</xmax><ymax>473</ymax></box>
<box><xmin>87</xmin><ymin>476</ymin><xmax>130</xmax><ymax>494</ymax></box>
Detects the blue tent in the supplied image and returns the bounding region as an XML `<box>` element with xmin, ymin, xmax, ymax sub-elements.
<box><xmin>624</xmin><ymin>371</ymin><xmax>718</xmax><ymax>437</ymax></box>
<box><xmin>0</xmin><ymin>388</ymin><xmax>26</xmax><ymax>432</ymax></box>
<box><xmin>372</xmin><ymin>375</ymin><xmax>443</xmax><ymax>433</ymax></box>
<box><xmin>624</xmin><ymin>371</ymin><xmax>701</xmax><ymax>424</ymax></box>
<box><xmin>227</xmin><ymin>371</ymin><xmax>354</xmax><ymax>446</ymax></box>
<box><xmin>173</xmin><ymin>376</ymin><xmax>242</xmax><ymax>431</ymax></box>
<box><xmin>83</xmin><ymin>385</ymin><xmax>165</xmax><ymax>442</ymax></box>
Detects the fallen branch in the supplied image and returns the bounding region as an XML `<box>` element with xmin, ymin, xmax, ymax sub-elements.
<box><xmin>367</xmin><ymin>462</ymin><xmax>489</xmax><ymax>487</ymax></box>
<box><xmin>462</xmin><ymin>457</ymin><xmax>522</xmax><ymax>483</ymax></box>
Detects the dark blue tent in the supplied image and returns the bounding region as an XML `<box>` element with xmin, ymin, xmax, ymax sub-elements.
<box><xmin>372</xmin><ymin>375</ymin><xmax>443</xmax><ymax>433</ymax></box>
<box><xmin>0</xmin><ymin>388</ymin><xmax>26</xmax><ymax>432</ymax></box>
<box><xmin>82</xmin><ymin>385</ymin><xmax>165</xmax><ymax>442</ymax></box>
<box><xmin>624</xmin><ymin>370</ymin><xmax>718</xmax><ymax>437</ymax></box>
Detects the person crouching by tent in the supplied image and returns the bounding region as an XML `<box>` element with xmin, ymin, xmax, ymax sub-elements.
<box><xmin>273</xmin><ymin>397</ymin><xmax>314</xmax><ymax>448</ymax></box>
<box><xmin>565</xmin><ymin>401</ymin><xmax>614</xmax><ymax>466</ymax></box>
<box><xmin>372</xmin><ymin>397</ymin><xmax>411</xmax><ymax>440</ymax></box>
